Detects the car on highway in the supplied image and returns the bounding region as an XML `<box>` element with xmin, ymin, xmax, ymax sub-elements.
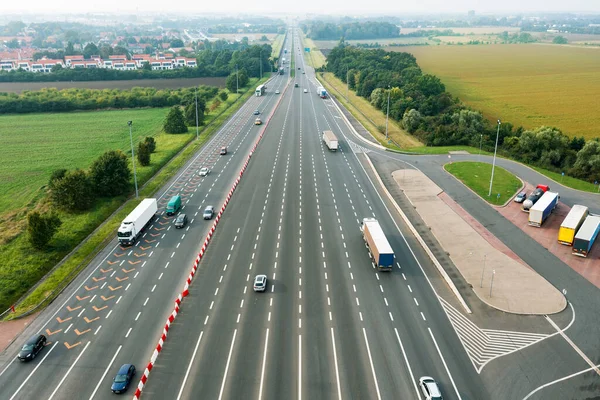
<box><xmin>253</xmin><ymin>110</ymin><xmax>260</xmax><ymax>115</ymax></box>
<box><xmin>294</xmin><ymin>83</ymin><xmax>298</xmax><ymax>87</ymax></box>
<box><xmin>203</xmin><ymin>205</ymin><xmax>214</xmax><ymax>220</ymax></box>
<box><xmin>303</xmin><ymin>89</ymin><xmax>308</xmax><ymax>93</ymax></box>
<box><xmin>253</xmin><ymin>274</ymin><xmax>267</xmax><ymax>292</ymax></box>
<box><xmin>514</xmin><ymin>191</ymin><xmax>527</xmax><ymax>203</ymax></box>
<box><xmin>199</xmin><ymin>167</ymin><xmax>209</xmax><ymax>176</ymax></box>
<box><xmin>298</xmin><ymin>67</ymin><xmax>301</xmax><ymax>70</ymax></box>
<box><xmin>219</xmin><ymin>146</ymin><xmax>227</xmax><ymax>155</ymax></box>
<box><xmin>174</xmin><ymin>213</ymin><xmax>188</xmax><ymax>229</ymax></box>
<box><xmin>255</xmin><ymin>118</ymin><xmax>262</xmax><ymax>125</ymax></box>
<box><xmin>17</xmin><ymin>334</ymin><xmax>46</xmax><ymax>361</ymax></box>
<box><xmin>302</xmin><ymin>71</ymin><xmax>305</xmax><ymax>74</ymax></box>
<box><xmin>275</xmin><ymin>90</ymin><xmax>280</xmax><ymax>94</ymax></box>
<box><xmin>111</xmin><ymin>364</ymin><xmax>136</xmax><ymax>394</ymax></box>
<box><xmin>419</xmin><ymin>376</ymin><xmax>443</xmax><ymax>400</ymax></box>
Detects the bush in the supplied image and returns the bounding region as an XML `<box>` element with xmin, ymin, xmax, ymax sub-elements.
<box><xmin>27</xmin><ymin>211</ymin><xmax>62</xmax><ymax>249</ymax></box>
<box><xmin>143</xmin><ymin>136</ymin><xmax>156</xmax><ymax>153</ymax></box>
<box><xmin>137</xmin><ymin>141</ymin><xmax>151</xmax><ymax>166</ymax></box>
<box><xmin>89</xmin><ymin>150</ymin><xmax>132</xmax><ymax>196</ymax></box>
<box><xmin>219</xmin><ymin>91</ymin><xmax>228</xmax><ymax>101</ymax></box>
<box><xmin>48</xmin><ymin>169</ymin><xmax>94</xmax><ymax>211</ymax></box>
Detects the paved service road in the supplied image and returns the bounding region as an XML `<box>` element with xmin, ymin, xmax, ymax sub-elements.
<box><xmin>0</xmin><ymin>40</ymin><xmax>290</xmax><ymax>400</ymax></box>
<box><xmin>140</xmin><ymin>29</ymin><xmax>487</xmax><ymax>400</ymax></box>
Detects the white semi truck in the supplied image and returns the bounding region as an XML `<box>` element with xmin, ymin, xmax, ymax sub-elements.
<box><xmin>360</xmin><ymin>218</ymin><xmax>394</xmax><ymax>271</ymax></box>
<box><xmin>117</xmin><ymin>198</ymin><xmax>158</xmax><ymax>246</ymax></box>
<box><xmin>322</xmin><ymin>130</ymin><xmax>338</xmax><ymax>151</ymax></box>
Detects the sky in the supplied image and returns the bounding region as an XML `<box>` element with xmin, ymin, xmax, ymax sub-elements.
<box><xmin>1</xmin><ymin>0</ymin><xmax>599</xmax><ymax>14</ymax></box>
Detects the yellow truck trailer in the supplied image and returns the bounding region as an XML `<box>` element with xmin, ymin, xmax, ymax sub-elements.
<box><xmin>558</xmin><ymin>205</ymin><xmax>589</xmax><ymax>245</ymax></box>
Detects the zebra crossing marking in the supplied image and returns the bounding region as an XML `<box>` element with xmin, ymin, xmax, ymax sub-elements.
<box><xmin>439</xmin><ymin>296</ymin><xmax>550</xmax><ymax>373</ymax></box>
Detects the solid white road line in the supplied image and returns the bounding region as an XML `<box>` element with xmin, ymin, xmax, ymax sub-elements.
<box><xmin>9</xmin><ymin>342</ymin><xmax>59</xmax><ymax>400</ymax></box>
<box><xmin>88</xmin><ymin>345</ymin><xmax>122</xmax><ymax>400</ymax></box>
<box><xmin>331</xmin><ymin>328</ymin><xmax>343</xmax><ymax>400</ymax></box>
<box><xmin>177</xmin><ymin>331</ymin><xmax>204</xmax><ymax>400</ymax></box>
<box><xmin>298</xmin><ymin>334</ymin><xmax>302</xmax><ymax>400</ymax></box>
<box><xmin>48</xmin><ymin>341</ymin><xmax>91</xmax><ymax>400</ymax></box>
<box><xmin>428</xmin><ymin>328</ymin><xmax>462</xmax><ymax>400</ymax></box>
<box><xmin>362</xmin><ymin>328</ymin><xmax>382</xmax><ymax>400</ymax></box>
<box><xmin>394</xmin><ymin>328</ymin><xmax>422</xmax><ymax>399</ymax></box>
<box><xmin>258</xmin><ymin>328</ymin><xmax>270</xmax><ymax>400</ymax></box>
<box><xmin>523</xmin><ymin>362</ymin><xmax>600</xmax><ymax>400</ymax></box>
<box><xmin>218</xmin><ymin>329</ymin><xmax>237</xmax><ymax>400</ymax></box>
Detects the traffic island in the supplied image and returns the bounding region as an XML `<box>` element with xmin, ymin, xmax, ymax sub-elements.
<box><xmin>394</xmin><ymin>169</ymin><xmax>566</xmax><ymax>315</ymax></box>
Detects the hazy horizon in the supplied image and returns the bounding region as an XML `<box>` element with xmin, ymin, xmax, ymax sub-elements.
<box><xmin>1</xmin><ymin>0</ymin><xmax>599</xmax><ymax>16</ymax></box>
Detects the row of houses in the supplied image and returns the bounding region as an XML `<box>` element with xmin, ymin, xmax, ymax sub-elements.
<box><xmin>0</xmin><ymin>53</ymin><xmax>197</xmax><ymax>73</ymax></box>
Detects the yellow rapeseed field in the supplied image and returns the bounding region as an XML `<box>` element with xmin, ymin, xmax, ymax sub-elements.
<box><xmin>397</xmin><ymin>44</ymin><xmax>600</xmax><ymax>140</ymax></box>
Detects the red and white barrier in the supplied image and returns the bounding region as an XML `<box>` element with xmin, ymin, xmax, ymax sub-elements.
<box><xmin>132</xmin><ymin>79</ymin><xmax>290</xmax><ymax>400</ymax></box>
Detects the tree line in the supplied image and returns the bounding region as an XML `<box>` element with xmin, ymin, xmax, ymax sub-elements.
<box><xmin>302</xmin><ymin>21</ymin><xmax>400</xmax><ymax>40</ymax></box>
<box><xmin>0</xmin><ymin>85</ymin><xmax>219</xmax><ymax>114</ymax></box>
<box><xmin>325</xmin><ymin>44</ymin><xmax>600</xmax><ymax>183</ymax></box>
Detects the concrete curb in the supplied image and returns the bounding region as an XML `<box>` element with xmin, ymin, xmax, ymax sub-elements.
<box><xmin>132</xmin><ymin>77</ymin><xmax>289</xmax><ymax>400</ymax></box>
<box><xmin>363</xmin><ymin>154</ymin><xmax>472</xmax><ymax>314</ymax></box>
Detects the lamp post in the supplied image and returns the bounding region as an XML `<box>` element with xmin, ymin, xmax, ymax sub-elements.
<box><xmin>385</xmin><ymin>85</ymin><xmax>391</xmax><ymax>141</ymax></box>
<box><xmin>236</xmin><ymin>64</ymin><xmax>239</xmax><ymax>94</ymax></box>
<box><xmin>478</xmin><ymin>134</ymin><xmax>483</xmax><ymax>163</ymax></box>
<box><xmin>127</xmin><ymin>121</ymin><xmax>139</xmax><ymax>198</ymax></box>
<box><xmin>195</xmin><ymin>88</ymin><xmax>199</xmax><ymax>140</ymax></box>
<box><xmin>488</xmin><ymin>119</ymin><xmax>501</xmax><ymax>197</ymax></box>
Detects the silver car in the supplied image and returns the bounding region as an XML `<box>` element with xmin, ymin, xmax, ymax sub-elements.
<box><xmin>199</xmin><ymin>167</ymin><xmax>209</xmax><ymax>177</ymax></box>
<box><xmin>253</xmin><ymin>275</ymin><xmax>267</xmax><ymax>292</ymax></box>
<box><xmin>203</xmin><ymin>206</ymin><xmax>214</xmax><ymax>220</ymax></box>
<box><xmin>419</xmin><ymin>376</ymin><xmax>442</xmax><ymax>400</ymax></box>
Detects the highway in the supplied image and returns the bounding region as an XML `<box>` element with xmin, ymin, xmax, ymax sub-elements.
<box><xmin>0</xmin><ymin>35</ymin><xmax>291</xmax><ymax>400</ymax></box>
<box><xmin>138</xmin><ymin>30</ymin><xmax>486</xmax><ymax>400</ymax></box>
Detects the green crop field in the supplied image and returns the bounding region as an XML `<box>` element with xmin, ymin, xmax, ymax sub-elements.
<box><xmin>394</xmin><ymin>44</ymin><xmax>600</xmax><ymax>140</ymax></box>
<box><xmin>0</xmin><ymin>108</ymin><xmax>169</xmax><ymax>215</ymax></box>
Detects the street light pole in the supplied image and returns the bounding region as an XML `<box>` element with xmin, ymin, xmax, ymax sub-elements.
<box><xmin>488</xmin><ymin>119</ymin><xmax>501</xmax><ymax>197</ymax></box>
<box><xmin>385</xmin><ymin>85</ymin><xmax>391</xmax><ymax>141</ymax></box>
<box><xmin>478</xmin><ymin>134</ymin><xmax>483</xmax><ymax>163</ymax></box>
<box><xmin>195</xmin><ymin>88</ymin><xmax>199</xmax><ymax>140</ymax></box>
<box><xmin>236</xmin><ymin>64</ymin><xmax>238</xmax><ymax>94</ymax></box>
<box><xmin>127</xmin><ymin>120</ymin><xmax>139</xmax><ymax>198</ymax></box>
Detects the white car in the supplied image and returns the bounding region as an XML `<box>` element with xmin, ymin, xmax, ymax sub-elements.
<box><xmin>303</xmin><ymin>89</ymin><xmax>308</xmax><ymax>93</ymax></box>
<box><xmin>275</xmin><ymin>90</ymin><xmax>280</xmax><ymax>94</ymax></box>
<box><xmin>419</xmin><ymin>376</ymin><xmax>443</xmax><ymax>400</ymax></box>
<box><xmin>199</xmin><ymin>167</ymin><xmax>209</xmax><ymax>176</ymax></box>
<box><xmin>253</xmin><ymin>275</ymin><xmax>267</xmax><ymax>292</ymax></box>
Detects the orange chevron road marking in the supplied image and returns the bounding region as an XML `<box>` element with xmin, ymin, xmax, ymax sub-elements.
<box><xmin>108</xmin><ymin>285</ymin><xmax>122</xmax><ymax>291</ymax></box>
<box><xmin>100</xmin><ymin>295</ymin><xmax>115</xmax><ymax>301</ymax></box>
<box><xmin>83</xmin><ymin>316</ymin><xmax>99</xmax><ymax>323</ymax></box>
<box><xmin>92</xmin><ymin>276</ymin><xmax>106</xmax><ymax>282</ymax></box>
<box><xmin>122</xmin><ymin>268</ymin><xmax>135</xmax><ymax>273</ymax></box>
<box><xmin>76</xmin><ymin>295</ymin><xmax>90</xmax><ymax>301</ymax></box>
<box><xmin>74</xmin><ymin>328</ymin><xmax>90</xmax><ymax>336</ymax></box>
<box><xmin>64</xmin><ymin>342</ymin><xmax>81</xmax><ymax>350</ymax></box>
<box><xmin>92</xmin><ymin>305</ymin><xmax>107</xmax><ymax>312</ymax></box>
<box><xmin>56</xmin><ymin>316</ymin><xmax>71</xmax><ymax>324</ymax></box>
<box><xmin>100</xmin><ymin>268</ymin><xmax>113</xmax><ymax>273</ymax></box>
<box><xmin>84</xmin><ymin>285</ymin><xmax>98</xmax><ymax>291</ymax></box>
<box><xmin>45</xmin><ymin>328</ymin><xmax>61</xmax><ymax>336</ymax></box>
<box><xmin>115</xmin><ymin>276</ymin><xmax>129</xmax><ymax>282</ymax></box>
<box><xmin>66</xmin><ymin>305</ymin><xmax>81</xmax><ymax>312</ymax></box>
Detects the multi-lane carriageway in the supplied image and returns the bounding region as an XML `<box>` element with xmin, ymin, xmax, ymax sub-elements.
<box><xmin>0</xmin><ymin>31</ymin><xmax>488</xmax><ymax>400</ymax></box>
<box><xmin>0</xmin><ymin>53</ymin><xmax>290</xmax><ymax>399</ymax></box>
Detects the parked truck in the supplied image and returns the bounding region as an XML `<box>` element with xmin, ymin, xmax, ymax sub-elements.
<box><xmin>317</xmin><ymin>86</ymin><xmax>327</xmax><ymax>98</ymax></box>
<box><xmin>522</xmin><ymin>184</ymin><xmax>551</xmax><ymax>212</ymax></box>
<box><xmin>528</xmin><ymin>191</ymin><xmax>559</xmax><ymax>227</ymax></box>
<box><xmin>558</xmin><ymin>205</ymin><xmax>589</xmax><ymax>245</ymax></box>
<box><xmin>572</xmin><ymin>216</ymin><xmax>600</xmax><ymax>257</ymax></box>
<box><xmin>117</xmin><ymin>198</ymin><xmax>157</xmax><ymax>246</ymax></box>
<box><xmin>322</xmin><ymin>130</ymin><xmax>338</xmax><ymax>151</ymax></box>
<box><xmin>360</xmin><ymin>218</ymin><xmax>394</xmax><ymax>271</ymax></box>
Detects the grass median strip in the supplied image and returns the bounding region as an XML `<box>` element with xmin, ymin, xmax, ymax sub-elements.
<box><xmin>445</xmin><ymin>161</ymin><xmax>522</xmax><ymax>206</ymax></box>
<box><xmin>5</xmin><ymin>77</ymin><xmax>266</xmax><ymax>318</ymax></box>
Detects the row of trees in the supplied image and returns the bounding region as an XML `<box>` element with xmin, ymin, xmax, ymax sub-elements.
<box><xmin>325</xmin><ymin>44</ymin><xmax>600</xmax><ymax>183</ymax></box>
<box><xmin>0</xmin><ymin>85</ymin><xmax>219</xmax><ymax>114</ymax></box>
<box><xmin>302</xmin><ymin>21</ymin><xmax>400</xmax><ymax>40</ymax></box>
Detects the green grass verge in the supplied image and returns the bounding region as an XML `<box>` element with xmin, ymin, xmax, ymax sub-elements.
<box><xmin>530</xmin><ymin>166</ymin><xmax>600</xmax><ymax>193</ymax></box>
<box><xmin>402</xmin><ymin>145</ymin><xmax>493</xmax><ymax>156</ymax></box>
<box><xmin>301</xmin><ymin>36</ymin><xmax>327</xmax><ymax>69</ymax></box>
<box><xmin>318</xmin><ymin>72</ymin><xmax>422</xmax><ymax>149</ymax></box>
<box><xmin>445</xmin><ymin>161</ymin><xmax>522</xmax><ymax>205</ymax></box>
<box><xmin>3</xmin><ymin>78</ymin><xmax>265</xmax><ymax>318</ymax></box>
<box><xmin>271</xmin><ymin>34</ymin><xmax>285</xmax><ymax>58</ymax></box>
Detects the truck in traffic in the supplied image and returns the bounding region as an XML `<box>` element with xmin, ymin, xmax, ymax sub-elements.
<box><xmin>360</xmin><ymin>218</ymin><xmax>394</xmax><ymax>271</ymax></box>
<box><xmin>572</xmin><ymin>216</ymin><xmax>600</xmax><ymax>257</ymax></box>
<box><xmin>279</xmin><ymin>67</ymin><xmax>284</xmax><ymax>75</ymax></box>
<box><xmin>255</xmin><ymin>84</ymin><xmax>266</xmax><ymax>97</ymax></box>
<box><xmin>166</xmin><ymin>195</ymin><xmax>182</xmax><ymax>216</ymax></box>
<box><xmin>522</xmin><ymin>184</ymin><xmax>551</xmax><ymax>212</ymax></box>
<box><xmin>118</xmin><ymin>198</ymin><xmax>158</xmax><ymax>246</ymax></box>
<box><xmin>317</xmin><ymin>86</ymin><xmax>327</xmax><ymax>98</ymax></box>
<box><xmin>528</xmin><ymin>191</ymin><xmax>559</xmax><ymax>227</ymax></box>
<box><xmin>282</xmin><ymin>57</ymin><xmax>286</xmax><ymax>64</ymax></box>
<box><xmin>322</xmin><ymin>130</ymin><xmax>338</xmax><ymax>151</ymax></box>
<box><xmin>558</xmin><ymin>205</ymin><xmax>589</xmax><ymax>245</ymax></box>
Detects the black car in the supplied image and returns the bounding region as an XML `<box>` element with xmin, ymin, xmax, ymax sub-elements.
<box><xmin>175</xmin><ymin>213</ymin><xmax>188</xmax><ymax>228</ymax></box>
<box><xmin>253</xmin><ymin>110</ymin><xmax>260</xmax><ymax>115</ymax></box>
<box><xmin>111</xmin><ymin>364</ymin><xmax>136</xmax><ymax>394</ymax></box>
<box><xmin>18</xmin><ymin>334</ymin><xmax>46</xmax><ymax>361</ymax></box>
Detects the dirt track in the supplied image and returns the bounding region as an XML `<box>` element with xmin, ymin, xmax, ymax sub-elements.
<box><xmin>0</xmin><ymin>77</ymin><xmax>227</xmax><ymax>93</ymax></box>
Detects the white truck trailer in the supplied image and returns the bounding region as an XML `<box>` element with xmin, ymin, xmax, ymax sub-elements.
<box><xmin>528</xmin><ymin>191</ymin><xmax>559</xmax><ymax>227</ymax></box>
<box><xmin>322</xmin><ymin>130</ymin><xmax>338</xmax><ymax>151</ymax></box>
<box><xmin>118</xmin><ymin>198</ymin><xmax>158</xmax><ymax>246</ymax></box>
<box><xmin>360</xmin><ymin>218</ymin><xmax>394</xmax><ymax>271</ymax></box>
